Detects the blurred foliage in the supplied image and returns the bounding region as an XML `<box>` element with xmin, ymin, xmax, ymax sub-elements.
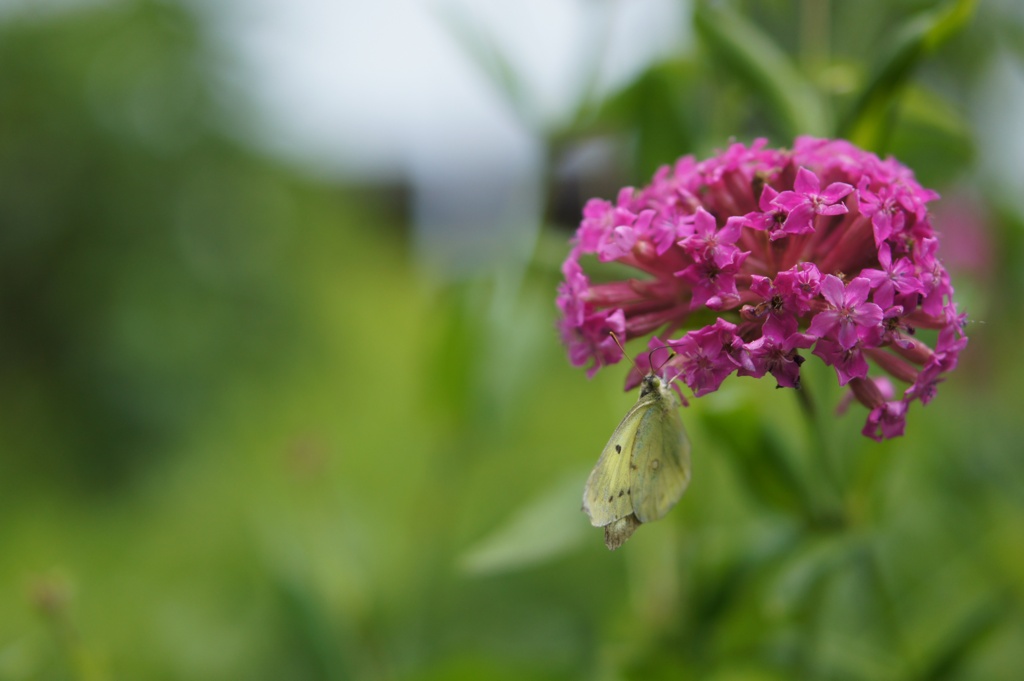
<box><xmin>1</xmin><ymin>0</ymin><xmax>1023</xmax><ymax>680</ymax></box>
<box><xmin>0</xmin><ymin>0</ymin><xmax>312</xmax><ymax>490</ymax></box>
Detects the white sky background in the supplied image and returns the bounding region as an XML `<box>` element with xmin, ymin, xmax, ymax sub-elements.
<box><xmin>199</xmin><ymin>0</ymin><xmax>688</xmax><ymax>277</ymax></box>
<box><xmin>206</xmin><ymin>0</ymin><xmax>687</xmax><ymax>181</ymax></box>
<box><xmin>2</xmin><ymin>0</ymin><xmax>1022</xmax><ymax>189</ymax></box>
<box><xmin>3</xmin><ymin>0</ymin><xmax>1024</xmax><ymax>275</ymax></box>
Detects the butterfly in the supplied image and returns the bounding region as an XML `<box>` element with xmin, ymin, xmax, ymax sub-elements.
<box><xmin>582</xmin><ymin>363</ymin><xmax>692</xmax><ymax>550</ymax></box>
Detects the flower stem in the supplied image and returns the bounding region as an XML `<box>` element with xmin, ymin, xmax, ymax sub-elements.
<box><xmin>795</xmin><ymin>380</ymin><xmax>846</xmax><ymax>525</ymax></box>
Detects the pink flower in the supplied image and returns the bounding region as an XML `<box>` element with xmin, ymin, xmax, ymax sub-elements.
<box><xmin>663</xmin><ymin>319</ymin><xmax>746</xmax><ymax>397</ymax></box>
<box><xmin>740</xmin><ymin>330</ymin><xmax>815</xmax><ymax>388</ymax></box>
<box><xmin>738</xmin><ymin>185</ymin><xmax>787</xmax><ymax>236</ymax></box>
<box><xmin>857</xmin><ymin>176</ymin><xmax>907</xmax><ymax>246</ymax></box>
<box><xmin>678</xmin><ymin>207</ymin><xmax>743</xmax><ymax>261</ymax></box>
<box><xmin>860</xmin><ymin>243</ymin><xmax>924</xmax><ymax>310</ymax></box>
<box><xmin>806</xmin><ymin>276</ymin><xmax>883</xmax><ymax>350</ymax></box>
<box><xmin>812</xmin><ymin>337</ymin><xmax>870</xmax><ymax>386</ymax></box>
<box><xmin>560</xmin><ymin>308</ymin><xmax>626</xmax><ymax>378</ymax></box>
<box><xmin>772</xmin><ymin>167</ymin><xmax>854</xmax><ymax>237</ymax></box>
<box><xmin>863</xmin><ymin>400</ymin><xmax>909</xmax><ymax>441</ymax></box>
<box><xmin>745</xmin><ymin>263</ymin><xmax>822</xmax><ymax>340</ymax></box>
<box><xmin>557</xmin><ymin>136</ymin><xmax>967</xmax><ymax>440</ymax></box>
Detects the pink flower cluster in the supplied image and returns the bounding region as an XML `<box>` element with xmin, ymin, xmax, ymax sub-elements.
<box><xmin>557</xmin><ymin>137</ymin><xmax>967</xmax><ymax>440</ymax></box>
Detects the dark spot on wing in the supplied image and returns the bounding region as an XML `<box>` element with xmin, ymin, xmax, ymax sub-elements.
<box><xmin>630</xmin><ymin>463</ymin><xmax>638</xmax><ymax>470</ymax></box>
<box><xmin>615</xmin><ymin>444</ymin><xmax>622</xmax><ymax>453</ymax></box>
<box><xmin>627</xmin><ymin>488</ymin><xmax>631</xmax><ymax>495</ymax></box>
<box><xmin>608</xmin><ymin>495</ymin><xmax>614</xmax><ymax>503</ymax></box>
<box><xmin>617</xmin><ymin>489</ymin><xmax>625</xmax><ymax>498</ymax></box>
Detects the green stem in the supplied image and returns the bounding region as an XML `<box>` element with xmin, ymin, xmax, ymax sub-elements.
<box><xmin>795</xmin><ymin>380</ymin><xmax>845</xmax><ymax>526</ymax></box>
<box><xmin>862</xmin><ymin>545</ymin><xmax>907</xmax><ymax>663</ymax></box>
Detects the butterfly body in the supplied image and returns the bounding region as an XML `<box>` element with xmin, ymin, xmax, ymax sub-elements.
<box><xmin>583</xmin><ymin>373</ymin><xmax>691</xmax><ymax>550</ymax></box>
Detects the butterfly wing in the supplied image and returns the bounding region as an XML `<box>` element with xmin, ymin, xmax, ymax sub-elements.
<box><xmin>630</xmin><ymin>398</ymin><xmax>691</xmax><ymax>523</ymax></box>
<box><xmin>582</xmin><ymin>397</ymin><xmax>651</xmax><ymax>528</ymax></box>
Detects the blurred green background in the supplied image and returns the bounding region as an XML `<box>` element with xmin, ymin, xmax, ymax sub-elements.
<box><xmin>1</xmin><ymin>0</ymin><xmax>1022</xmax><ymax>679</ymax></box>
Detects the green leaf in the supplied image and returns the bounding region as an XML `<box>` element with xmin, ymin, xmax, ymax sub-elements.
<box><xmin>839</xmin><ymin>0</ymin><xmax>979</xmax><ymax>151</ymax></box>
<box><xmin>571</xmin><ymin>58</ymin><xmax>701</xmax><ymax>179</ymax></box>
<box><xmin>694</xmin><ymin>2</ymin><xmax>829</xmax><ymax>138</ymax></box>
<box><xmin>274</xmin><ymin>574</ymin><xmax>348</xmax><ymax>681</ymax></box>
<box><xmin>765</xmin><ymin>533</ymin><xmax>859</xmax><ymax>619</ymax></box>
<box><xmin>702</xmin><ymin>407</ymin><xmax>816</xmax><ymax>520</ymax></box>
<box><xmin>886</xmin><ymin>84</ymin><xmax>975</xmax><ymax>187</ymax></box>
<box><xmin>913</xmin><ymin>594</ymin><xmax>1010</xmax><ymax>681</ymax></box>
<box><xmin>459</xmin><ymin>476</ymin><xmax>588</xmax><ymax>575</ymax></box>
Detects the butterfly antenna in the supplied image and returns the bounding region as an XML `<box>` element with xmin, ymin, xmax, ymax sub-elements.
<box><xmin>648</xmin><ymin>346</ymin><xmax>677</xmax><ymax>375</ymax></box>
<box><xmin>609</xmin><ymin>332</ymin><xmax>640</xmax><ymax>374</ymax></box>
<box><xmin>647</xmin><ymin>346</ymin><xmax>679</xmax><ymax>387</ymax></box>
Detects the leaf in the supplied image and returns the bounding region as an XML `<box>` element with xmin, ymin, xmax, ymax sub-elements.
<box><xmin>765</xmin><ymin>533</ymin><xmax>859</xmax><ymax>619</ymax></box>
<box><xmin>694</xmin><ymin>2</ymin><xmax>829</xmax><ymax>138</ymax></box>
<box><xmin>702</xmin><ymin>407</ymin><xmax>816</xmax><ymax>520</ymax></box>
<box><xmin>913</xmin><ymin>594</ymin><xmax>1010</xmax><ymax>681</ymax></box>
<box><xmin>839</xmin><ymin>0</ymin><xmax>979</xmax><ymax>151</ymax></box>
<box><xmin>273</xmin><ymin>573</ymin><xmax>348</xmax><ymax>681</ymax></box>
<box><xmin>886</xmin><ymin>84</ymin><xmax>975</xmax><ymax>187</ymax></box>
<box><xmin>570</xmin><ymin>57</ymin><xmax>701</xmax><ymax>180</ymax></box>
<box><xmin>459</xmin><ymin>476</ymin><xmax>589</xmax><ymax>575</ymax></box>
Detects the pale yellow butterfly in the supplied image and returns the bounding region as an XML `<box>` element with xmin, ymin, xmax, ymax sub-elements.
<box><xmin>582</xmin><ymin>341</ymin><xmax>692</xmax><ymax>550</ymax></box>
